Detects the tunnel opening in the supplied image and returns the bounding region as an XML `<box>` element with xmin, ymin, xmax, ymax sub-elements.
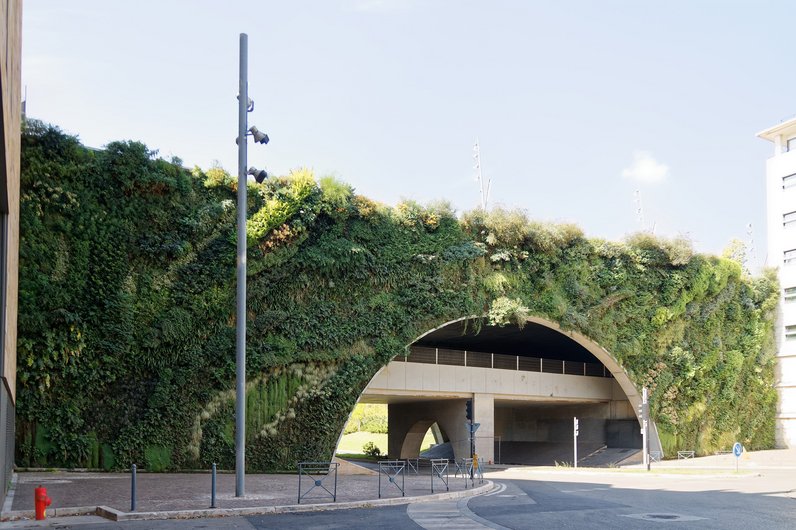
<box><xmin>406</xmin><ymin>317</ymin><xmax>643</xmax><ymax>466</ymax></box>
<box><xmin>340</xmin><ymin>316</ymin><xmax>656</xmax><ymax>468</ymax></box>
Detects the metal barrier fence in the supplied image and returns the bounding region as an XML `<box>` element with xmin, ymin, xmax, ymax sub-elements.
<box><xmin>430</xmin><ymin>458</ymin><xmax>449</xmax><ymax>493</ymax></box>
<box><xmin>454</xmin><ymin>457</ymin><xmax>474</xmax><ymax>488</ymax></box>
<box><xmin>378</xmin><ymin>460</ymin><xmax>406</xmax><ymax>498</ymax></box>
<box><xmin>298</xmin><ymin>461</ymin><xmax>339</xmax><ymax>504</ymax></box>
<box><xmin>677</xmin><ymin>451</ymin><xmax>695</xmax><ymax>460</ymax></box>
<box><xmin>399</xmin><ymin>346</ymin><xmax>612</xmax><ymax>378</ymax></box>
<box><xmin>405</xmin><ymin>458</ymin><xmax>420</xmax><ymax>474</ymax></box>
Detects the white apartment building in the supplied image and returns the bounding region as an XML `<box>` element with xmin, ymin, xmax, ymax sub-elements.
<box><xmin>758</xmin><ymin>116</ymin><xmax>796</xmax><ymax>448</ymax></box>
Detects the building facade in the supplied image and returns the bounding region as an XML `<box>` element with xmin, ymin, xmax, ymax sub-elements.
<box><xmin>758</xmin><ymin>116</ymin><xmax>796</xmax><ymax>448</ymax></box>
<box><xmin>0</xmin><ymin>0</ymin><xmax>22</xmax><ymax>499</ymax></box>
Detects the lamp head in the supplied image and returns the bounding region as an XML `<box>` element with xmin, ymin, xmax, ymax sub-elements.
<box><xmin>247</xmin><ymin>166</ymin><xmax>268</xmax><ymax>184</ymax></box>
<box><xmin>249</xmin><ymin>126</ymin><xmax>269</xmax><ymax>145</ymax></box>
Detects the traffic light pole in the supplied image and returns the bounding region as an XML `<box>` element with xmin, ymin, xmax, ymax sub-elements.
<box><xmin>573</xmin><ymin>417</ymin><xmax>579</xmax><ymax>468</ymax></box>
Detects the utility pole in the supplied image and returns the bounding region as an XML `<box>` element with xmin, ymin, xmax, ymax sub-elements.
<box><xmin>236</xmin><ymin>32</ymin><xmax>249</xmax><ymax>498</ymax></box>
<box><xmin>473</xmin><ymin>139</ymin><xmax>491</xmax><ymax>210</ymax></box>
<box><xmin>634</xmin><ymin>190</ymin><xmax>645</xmax><ymax>231</ymax></box>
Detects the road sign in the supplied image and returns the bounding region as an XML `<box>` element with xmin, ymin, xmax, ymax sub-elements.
<box><xmin>733</xmin><ymin>442</ymin><xmax>743</xmax><ymax>472</ymax></box>
<box><xmin>467</xmin><ymin>422</ymin><xmax>481</xmax><ymax>434</ymax></box>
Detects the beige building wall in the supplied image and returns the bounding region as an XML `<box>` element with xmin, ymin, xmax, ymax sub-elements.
<box><xmin>0</xmin><ymin>0</ymin><xmax>22</xmax><ymax>502</ymax></box>
<box><xmin>0</xmin><ymin>0</ymin><xmax>21</xmax><ymax>402</ymax></box>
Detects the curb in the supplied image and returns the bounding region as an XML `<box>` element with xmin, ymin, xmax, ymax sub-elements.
<box><xmin>1</xmin><ymin>506</ymin><xmax>98</xmax><ymax>521</ymax></box>
<box><xmin>4</xmin><ymin>481</ymin><xmax>494</xmax><ymax>523</ymax></box>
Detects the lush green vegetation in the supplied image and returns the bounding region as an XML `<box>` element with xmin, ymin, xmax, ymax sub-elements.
<box><xmin>15</xmin><ymin>121</ymin><xmax>778</xmax><ymax>470</ymax></box>
<box><xmin>343</xmin><ymin>404</ymin><xmax>388</xmax><ymax>434</ymax></box>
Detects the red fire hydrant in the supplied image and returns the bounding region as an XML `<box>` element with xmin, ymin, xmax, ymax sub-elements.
<box><xmin>34</xmin><ymin>485</ymin><xmax>51</xmax><ymax>520</ymax></box>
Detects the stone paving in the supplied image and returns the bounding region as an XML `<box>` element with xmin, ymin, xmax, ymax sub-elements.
<box><xmin>7</xmin><ymin>466</ymin><xmax>478</xmax><ymax>516</ymax></box>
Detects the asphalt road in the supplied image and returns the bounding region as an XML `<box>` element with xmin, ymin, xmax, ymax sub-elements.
<box><xmin>4</xmin><ymin>468</ymin><xmax>795</xmax><ymax>529</ymax></box>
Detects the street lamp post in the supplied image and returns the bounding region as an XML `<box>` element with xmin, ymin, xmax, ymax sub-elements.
<box><xmin>235</xmin><ymin>32</ymin><xmax>248</xmax><ymax>498</ymax></box>
<box><xmin>235</xmin><ymin>32</ymin><xmax>269</xmax><ymax>498</ymax></box>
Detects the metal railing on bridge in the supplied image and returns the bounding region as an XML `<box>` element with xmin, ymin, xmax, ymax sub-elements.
<box><xmin>397</xmin><ymin>346</ymin><xmax>612</xmax><ymax>378</ymax></box>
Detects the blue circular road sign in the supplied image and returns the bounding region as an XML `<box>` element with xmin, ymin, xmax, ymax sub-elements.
<box><xmin>733</xmin><ymin>442</ymin><xmax>743</xmax><ymax>457</ymax></box>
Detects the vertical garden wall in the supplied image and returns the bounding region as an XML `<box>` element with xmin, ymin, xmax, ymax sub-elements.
<box><xmin>16</xmin><ymin>121</ymin><xmax>778</xmax><ymax>470</ymax></box>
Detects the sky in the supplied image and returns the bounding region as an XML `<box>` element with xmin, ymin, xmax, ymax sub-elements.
<box><xmin>21</xmin><ymin>1</ymin><xmax>796</xmax><ymax>267</ymax></box>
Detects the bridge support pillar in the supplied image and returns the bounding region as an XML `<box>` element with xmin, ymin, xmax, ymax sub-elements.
<box><xmin>388</xmin><ymin>400</ymin><xmax>470</xmax><ymax>460</ymax></box>
<box><xmin>473</xmin><ymin>393</ymin><xmax>495</xmax><ymax>464</ymax></box>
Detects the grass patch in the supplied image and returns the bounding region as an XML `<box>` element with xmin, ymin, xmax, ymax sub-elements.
<box><xmin>336</xmin><ymin>430</ymin><xmax>436</xmax><ymax>456</ymax></box>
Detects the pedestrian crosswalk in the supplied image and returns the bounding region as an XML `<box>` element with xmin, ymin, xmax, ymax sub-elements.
<box><xmin>406</xmin><ymin>483</ymin><xmax>510</xmax><ymax>530</ymax></box>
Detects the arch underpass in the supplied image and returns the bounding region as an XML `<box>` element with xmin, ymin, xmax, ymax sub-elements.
<box><xmin>356</xmin><ymin>316</ymin><xmax>661</xmax><ymax>466</ymax></box>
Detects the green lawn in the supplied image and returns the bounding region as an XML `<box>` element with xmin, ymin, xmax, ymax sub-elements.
<box><xmin>336</xmin><ymin>430</ymin><xmax>436</xmax><ymax>456</ymax></box>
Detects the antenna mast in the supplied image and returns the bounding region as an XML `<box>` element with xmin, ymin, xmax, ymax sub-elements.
<box><xmin>634</xmin><ymin>190</ymin><xmax>646</xmax><ymax>231</ymax></box>
<box><xmin>746</xmin><ymin>222</ymin><xmax>756</xmax><ymax>271</ymax></box>
<box><xmin>474</xmin><ymin>139</ymin><xmax>491</xmax><ymax>210</ymax></box>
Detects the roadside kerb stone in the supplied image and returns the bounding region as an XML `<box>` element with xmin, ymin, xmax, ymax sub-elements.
<box><xmin>3</xmin><ymin>471</ymin><xmax>493</xmax><ymax>523</ymax></box>
<box><xmin>12</xmin><ymin>481</ymin><xmax>493</xmax><ymax>523</ymax></box>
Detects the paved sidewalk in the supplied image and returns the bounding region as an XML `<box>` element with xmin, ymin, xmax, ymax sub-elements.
<box><xmin>2</xmin><ymin>466</ymin><xmax>485</xmax><ymax>522</ymax></box>
<box><xmin>633</xmin><ymin>447</ymin><xmax>796</xmax><ymax>470</ymax></box>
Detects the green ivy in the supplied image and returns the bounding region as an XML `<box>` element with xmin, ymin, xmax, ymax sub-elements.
<box><xmin>15</xmin><ymin>120</ymin><xmax>778</xmax><ymax>470</ymax></box>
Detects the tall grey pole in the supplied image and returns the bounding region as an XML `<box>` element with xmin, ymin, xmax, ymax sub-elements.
<box><xmin>642</xmin><ymin>387</ymin><xmax>649</xmax><ymax>471</ymax></box>
<box><xmin>235</xmin><ymin>32</ymin><xmax>248</xmax><ymax>498</ymax></box>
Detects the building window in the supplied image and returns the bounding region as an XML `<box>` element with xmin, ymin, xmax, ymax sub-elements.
<box><xmin>786</xmin><ymin>287</ymin><xmax>796</xmax><ymax>302</ymax></box>
<box><xmin>788</xmin><ymin>137</ymin><xmax>796</xmax><ymax>152</ymax></box>
<box><xmin>785</xmin><ymin>249</ymin><xmax>796</xmax><ymax>264</ymax></box>
<box><xmin>785</xmin><ymin>211</ymin><xmax>796</xmax><ymax>227</ymax></box>
<box><xmin>783</xmin><ymin>173</ymin><xmax>796</xmax><ymax>189</ymax></box>
<box><xmin>786</xmin><ymin>325</ymin><xmax>796</xmax><ymax>341</ymax></box>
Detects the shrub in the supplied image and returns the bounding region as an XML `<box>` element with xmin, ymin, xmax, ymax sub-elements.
<box><xmin>362</xmin><ymin>441</ymin><xmax>381</xmax><ymax>457</ymax></box>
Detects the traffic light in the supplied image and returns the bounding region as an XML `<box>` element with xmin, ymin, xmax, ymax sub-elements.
<box><xmin>465</xmin><ymin>400</ymin><xmax>473</xmax><ymax>421</ymax></box>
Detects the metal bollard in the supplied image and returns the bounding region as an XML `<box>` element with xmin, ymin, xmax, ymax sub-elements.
<box><xmin>210</xmin><ymin>463</ymin><xmax>217</xmax><ymax>508</ymax></box>
<box><xmin>131</xmin><ymin>464</ymin><xmax>137</xmax><ymax>512</ymax></box>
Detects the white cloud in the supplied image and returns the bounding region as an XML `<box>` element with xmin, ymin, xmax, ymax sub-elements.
<box><xmin>622</xmin><ymin>151</ymin><xmax>669</xmax><ymax>184</ymax></box>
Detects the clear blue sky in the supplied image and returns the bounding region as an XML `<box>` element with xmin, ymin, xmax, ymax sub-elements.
<box><xmin>22</xmin><ymin>1</ymin><xmax>796</xmax><ymax>266</ymax></box>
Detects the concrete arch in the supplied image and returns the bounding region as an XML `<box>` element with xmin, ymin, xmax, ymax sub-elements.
<box><xmin>340</xmin><ymin>314</ymin><xmax>662</xmax><ymax>463</ymax></box>
<box><xmin>399</xmin><ymin>419</ymin><xmax>436</xmax><ymax>458</ymax></box>
<box><xmin>407</xmin><ymin>315</ymin><xmax>662</xmax><ymax>455</ymax></box>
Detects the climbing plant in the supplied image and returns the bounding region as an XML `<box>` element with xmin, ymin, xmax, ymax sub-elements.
<box><xmin>15</xmin><ymin>120</ymin><xmax>778</xmax><ymax>470</ymax></box>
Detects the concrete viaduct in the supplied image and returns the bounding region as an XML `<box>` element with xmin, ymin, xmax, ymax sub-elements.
<box><xmin>353</xmin><ymin>316</ymin><xmax>661</xmax><ymax>465</ymax></box>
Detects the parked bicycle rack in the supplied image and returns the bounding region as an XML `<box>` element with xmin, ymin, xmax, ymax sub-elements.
<box><xmin>378</xmin><ymin>460</ymin><xmax>406</xmax><ymax>498</ymax></box>
<box><xmin>297</xmin><ymin>461</ymin><xmax>339</xmax><ymax>504</ymax></box>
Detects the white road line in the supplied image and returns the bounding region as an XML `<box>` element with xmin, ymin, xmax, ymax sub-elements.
<box><xmin>484</xmin><ymin>482</ymin><xmax>507</xmax><ymax>496</ymax></box>
<box><xmin>407</xmin><ymin>501</ymin><xmax>491</xmax><ymax>529</ymax></box>
<box><xmin>407</xmin><ymin>482</ymin><xmax>512</xmax><ymax>530</ymax></box>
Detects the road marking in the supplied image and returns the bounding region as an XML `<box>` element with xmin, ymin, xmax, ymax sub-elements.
<box><xmin>483</xmin><ymin>482</ymin><xmax>507</xmax><ymax>496</ymax></box>
<box><xmin>407</xmin><ymin>500</ymin><xmax>492</xmax><ymax>529</ymax></box>
<box><xmin>407</xmin><ymin>482</ymin><xmax>511</xmax><ymax>529</ymax></box>
<box><xmin>559</xmin><ymin>487</ymin><xmax>610</xmax><ymax>493</ymax></box>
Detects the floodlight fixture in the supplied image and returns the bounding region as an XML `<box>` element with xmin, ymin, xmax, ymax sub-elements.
<box><xmin>247</xmin><ymin>166</ymin><xmax>268</xmax><ymax>184</ymax></box>
<box><xmin>249</xmin><ymin>126</ymin><xmax>269</xmax><ymax>144</ymax></box>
